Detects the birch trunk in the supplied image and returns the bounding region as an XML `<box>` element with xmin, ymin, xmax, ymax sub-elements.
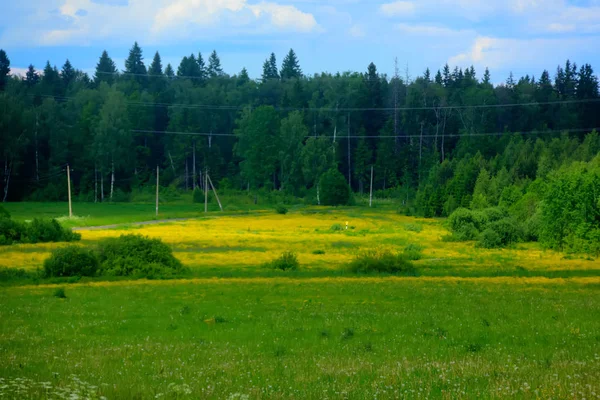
<box><xmin>110</xmin><ymin>160</ymin><xmax>115</xmax><ymax>201</ymax></box>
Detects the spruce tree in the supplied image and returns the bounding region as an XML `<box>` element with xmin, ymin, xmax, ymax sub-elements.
<box><xmin>164</xmin><ymin>64</ymin><xmax>174</xmax><ymax>78</ymax></box>
<box><xmin>0</xmin><ymin>49</ymin><xmax>10</xmax><ymax>91</ymax></box>
<box><xmin>95</xmin><ymin>50</ymin><xmax>117</xmax><ymax>85</ymax></box>
<box><xmin>197</xmin><ymin>52</ymin><xmax>207</xmax><ymax>81</ymax></box>
<box><xmin>280</xmin><ymin>49</ymin><xmax>301</xmax><ymax>79</ymax></box>
<box><xmin>208</xmin><ymin>50</ymin><xmax>223</xmax><ymax>78</ymax></box>
<box><xmin>148</xmin><ymin>52</ymin><xmax>163</xmax><ymax>76</ymax></box>
<box><xmin>61</xmin><ymin>59</ymin><xmax>75</xmax><ymax>88</ymax></box>
<box><xmin>124</xmin><ymin>41</ymin><xmax>147</xmax><ymax>84</ymax></box>
<box><xmin>238</xmin><ymin>67</ymin><xmax>250</xmax><ymax>86</ymax></box>
<box><xmin>26</xmin><ymin>64</ymin><xmax>39</xmax><ymax>87</ymax></box>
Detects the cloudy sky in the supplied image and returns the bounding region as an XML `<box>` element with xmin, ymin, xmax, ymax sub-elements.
<box><xmin>1</xmin><ymin>0</ymin><xmax>599</xmax><ymax>82</ymax></box>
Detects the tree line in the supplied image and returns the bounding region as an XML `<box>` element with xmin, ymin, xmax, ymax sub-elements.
<box><xmin>0</xmin><ymin>43</ymin><xmax>599</xmax><ymax>212</ymax></box>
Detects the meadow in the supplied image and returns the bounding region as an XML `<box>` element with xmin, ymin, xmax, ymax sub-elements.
<box><xmin>1</xmin><ymin>202</ymin><xmax>599</xmax><ymax>399</ymax></box>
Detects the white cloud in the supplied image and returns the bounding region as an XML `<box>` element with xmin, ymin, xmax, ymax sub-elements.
<box><xmin>9</xmin><ymin>67</ymin><xmax>29</xmax><ymax>77</ymax></box>
<box><xmin>348</xmin><ymin>24</ymin><xmax>366</xmax><ymax>38</ymax></box>
<box><xmin>449</xmin><ymin>35</ymin><xmax>600</xmax><ymax>70</ymax></box>
<box><xmin>546</xmin><ymin>23</ymin><xmax>575</xmax><ymax>33</ymax></box>
<box><xmin>380</xmin><ymin>1</ymin><xmax>416</xmax><ymax>17</ymax></box>
<box><xmin>6</xmin><ymin>0</ymin><xmax>319</xmax><ymax>46</ymax></box>
<box><xmin>395</xmin><ymin>23</ymin><xmax>472</xmax><ymax>37</ymax></box>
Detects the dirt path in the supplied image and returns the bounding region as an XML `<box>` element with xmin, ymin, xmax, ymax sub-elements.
<box><xmin>73</xmin><ymin>218</ymin><xmax>195</xmax><ymax>231</ymax></box>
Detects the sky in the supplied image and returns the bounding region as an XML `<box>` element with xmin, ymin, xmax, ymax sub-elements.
<box><xmin>1</xmin><ymin>0</ymin><xmax>600</xmax><ymax>83</ymax></box>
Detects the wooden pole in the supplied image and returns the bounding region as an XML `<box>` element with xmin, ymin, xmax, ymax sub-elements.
<box><xmin>156</xmin><ymin>165</ymin><xmax>159</xmax><ymax>217</ymax></box>
<box><xmin>67</xmin><ymin>164</ymin><xmax>73</xmax><ymax>218</ymax></box>
<box><xmin>204</xmin><ymin>168</ymin><xmax>208</xmax><ymax>213</ymax></box>
<box><xmin>369</xmin><ymin>165</ymin><xmax>373</xmax><ymax>208</ymax></box>
<box><xmin>207</xmin><ymin>173</ymin><xmax>223</xmax><ymax>212</ymax></box>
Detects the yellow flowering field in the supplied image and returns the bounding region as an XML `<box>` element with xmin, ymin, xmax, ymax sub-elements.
<box><xmin>1</xmin><ymin>208</ymin><xmax>598</xmax><ymax>277</ymax></box>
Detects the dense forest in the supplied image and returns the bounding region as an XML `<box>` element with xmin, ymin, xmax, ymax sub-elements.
<box><xmin>1</xmin><ymin>43</ymin><xmax>599</xmax><ymax>252</ymax></box>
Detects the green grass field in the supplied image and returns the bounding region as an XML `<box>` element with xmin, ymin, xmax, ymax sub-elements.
<box><xmin>1</xmin><ymin>203</ymin><xmax>599</xmax><ymax>399</ymax></box>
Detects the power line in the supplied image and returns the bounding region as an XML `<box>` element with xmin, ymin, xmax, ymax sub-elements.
<box><xmin>34</xmin><ymin>93</ymin><xmax>600</xmax><ymax>112</ymax></box>
<box><xmin>133</xmin><ymin>127</ymin><xmax>599</xmax><ymax>139</ymax></box>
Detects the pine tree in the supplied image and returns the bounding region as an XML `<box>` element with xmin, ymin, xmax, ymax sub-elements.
<box><xmin>208</xmin><ymin>50</ymin><xmax>223</xmax><ymax>78</ymax></box>
<box><xmin>280</xmin><ymin>49</ymin><xmax>302</xmax><ymax>79</ymax></box>
<box><xmin>423</xmin><ymin>68</ymin><xmax>431</xmax><ymax>83</ymax></box>
<box><xmin>434</xmin><ymin>70</ymin><xmax>443</xmax><ymax>85</ymax></box>
<box><xmin>262</xmin><ymin>53</ymin><xmax>279</xmax><ymax>81</ymax></box>
<box><xmin>442</xmin><ymin>64</ymin><xmax>451</xmax><ymax>87</ymax></box>
<box><xmin>148</xmin><ymin>52</ymin><xmax>163</xmax><ymax>76</ymax></box>
<box><xmin>482</xmin><ymin>68</ymin><xmax>491</xmax><ymax>85</ymax></box>
<box><xmin>0</xmin><ymin>49</ymin><xmax>10</xmax><ymax>91</ymax></box>
<box><xmin>164</xmin><ymin>64</ymin><xmax>174</xmax><ymax>79</ymax></box>
<box><xmin>238</xmin><ymin>67</ymin><xmax>250</xmax><ymax>86</ymax></box>
<box><xmin>25</xmin><ymin>64</ymin><xmax>39</xmax><ymax>87</ymax></box>
<box><xmin>124</xmin><ymin>41</ymin><xmax>147</xmax><ymax>83</ymax></box>
<box><xmin>197</xmin><ymin>52</ymin><xmax>207</xmax><ymax>80</ymax></box>
<box><xmin>61</xmin><ymin>59</ymin><xmax>75</xmax><ymax>88</ymax></box>
<box><xmin>95</xmin><ymin>50</ymin><xmax>117</xmax><ymax>85</ymax></box>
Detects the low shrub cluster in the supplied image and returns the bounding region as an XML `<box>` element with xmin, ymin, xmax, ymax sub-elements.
<box><xmin>263</xmin><ymin>251</ymin><xmax>299</xmax><ymax>271</ymax></box>
<box><xmin>275</xmin><ymin>204</ymin><xmax>288</xmax><ymax>215</ymax></box>
<box><xmin>44</xmin><ymin>246</ymin><xmax>99</xmax><ymax>278</ymax></box>
<box><xmin>97</xmin><ymin>234</ymin><xmax>186</xmax><ymax>277</ymax></box>
<box><xmin>348</xmin><ymin>249</ymin><xmax>416</xmax><ymax>275</ymax></box>
<box><xmin>0</xmin><ymin>212</ymin><xmax>80</xmax><ymax>246</ymax></box>
<box><xmin>41</xmin><ymin>234</ymin><xmax>186</xmax><ymax>279</ymax></box>
<box><xmin>447</xmin><ymin>207</ymin><xmax>524</xmax><ymax>248</ymax></box>
<box><xmin>403</xmin><ymin>243</ymin><xmax>424</xmax><ymax>260</ymax></box>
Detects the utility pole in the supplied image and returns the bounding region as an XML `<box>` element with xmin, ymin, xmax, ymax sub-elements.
<box><xmin>369</xmin><ymin>165</ymin><xmax>374</xmax><ymax>208</ymax></box>
<box><xmin>204</xmin><ymin>167</ymin><xmax>208</xmax><ymax>213</ymax></box>
<box><xmin>347</xmin><ymin>113</ymin><xmax>351</xmax><ymax>187</ymax></box>
<box><xmin>156</xmin><ymin>165</ymin><xmax>159</xmax><ymax>218</ymax></box>
<box><xmin>207</xmin><ymin>173</ymin><xmax>223</xmax><ymax>212</ymax></box>
<box><xmin>66</xmin><ymin>164</ymin><xmax>73</xmax><ymax>218</ymax></box>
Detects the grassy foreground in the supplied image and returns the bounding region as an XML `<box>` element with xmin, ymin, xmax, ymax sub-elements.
<box><xmin>1</xmin><ymin>278</ymin><xmax>599</xmax><ymax>399</ymax></box>
<box><xmin>1</xmin><ymin>204</ymin><xmax>599</xmax><ymax>399</ymax></box>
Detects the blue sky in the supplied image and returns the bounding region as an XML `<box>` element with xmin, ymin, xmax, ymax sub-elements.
<box><xmin>1</xmin><ymin>0</ymin><xmax>600</xmax><ymax>83</ymax></box>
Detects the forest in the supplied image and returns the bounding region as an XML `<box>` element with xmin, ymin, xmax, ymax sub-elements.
<box><xmin>0</xmin><ymin>43</ymin><xmax>599</xmax><ymax>253</ymax></box>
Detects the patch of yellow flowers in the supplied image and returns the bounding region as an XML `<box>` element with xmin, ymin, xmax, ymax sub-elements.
<box><xmin>1</xmin><ymin>210</ymin><xmax>598</xmax><ymax>274</ymax></box>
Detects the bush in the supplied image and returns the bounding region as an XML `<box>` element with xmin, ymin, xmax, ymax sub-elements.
<box><xmin>275</xmin><ymin>204</ymin><xmax>288</xmax><ymax>215</ymax></box>
<box><xmin>330</xmin><ymin>223</ymin><xmax>344</xmax><ymax>232</ymax></box>
<box><xmin>0</xmin><ymin>218</ymin><xmax>26</xmax><ymax>245</ymax></box>
<box><xmin>53</xmin><ymin>288</ymin><xmax>67</xmax><ymax>299</ymax></box>
<box><xmin>97</xmin><ymin>234</ymin><xmax>185</xmax><ymax>277</ymax></box>
<box><xmin>26</xmin><ymin>218</ymin><xmax>81</xmax><ymax>244</ymax></box>
<box><xmin>403</xmin><ymin>223</ymin><xmax>422</xmax><ymax>233</ymax></box>
<box><xmin>312</xmin><ymin>249</ymin><xmax>325</xmax><ymax>255</ymax></box>
<box><xmin>192</xmin><ymin>189</ymin><xmax>207</xmax><ymax>204</ymax></box>
<box><xmin>447</xmin><ymin>207</ymin><xmax>509</xmax><ymax>242</ymax></box>
<box><xmin>44</xmin><ymin>246</ymin><xmax>99</xmax><ymax>278</ymax></box>
<box><xmin>319</xmin><ymin>168</ymin><xmax>352</xmax><ymax>206</ymax></box>
<box><xmin>476</xmin><ymin>228</ymin><xmax>502</xmax><ymax>249</ymax></box>
<box><xmin>0</xmin><ymin>205</ymin><xmax>10</xmax><ymax>219</ymax></box>
<box><xmin>264</xmin><ymin>251</ymin><xmax>299</xmax><ymax>271</ymax></box>
<box><xmin>476</xmin><ymin>218</ymin><xmax>524</xmax><ymax>248</ymax></box>
<box><xmin>348</xmin><ymin>249</ymin><xmax>416</xmax><ymax>275</ymax></box>
<box><xmin>403</xmin><ymin>243</ymin><xmax>424</xmax><ymax>260</ymax></box>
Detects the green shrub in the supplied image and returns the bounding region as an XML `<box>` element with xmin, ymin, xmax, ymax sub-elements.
<box><xmin>476</xmin><ymin>218</ymin><xmax>524</xmax><ymax>248</ymax></box>
<box><xmin>97</xmin><ymin>234</ymin><xmax>185</xmax><ymax>277</ymax></box>
<box><xmin>264</xmin><ymin>251</ymin><xmax>299</xmax><ymax>271</ymax></box>
<box><xmin>0</xmin><ymin>218</ymin><xmax>26</xmax><ymax>245</ymax></box>
<box><xmin>403</xmin><ymin>243</ymin><xmax>424</xmax><ymax>260</ymax></box>
<box><xmin>26</xmin><ymin>218</ymin><xmax>81</xmax><ymax>244</ymax></box>
<box><xmin>330</xmin><ymin>223</ymin><xmax>344</xmax><ymax>232</ymax></box>
<box><xmin>275</xmin><ymin>204</ymin><xmax>288</xmax><ymax>215</ymax></box>
<box><xmin>192</xmin><ymin>189</ymin><xmax>207</xmax><ymax>204</ymax></box>
<box><xmin>312</xmin><ymin>249</ymin><xmax>326</xmax><ymax>255</ymax></box>
<box><xmin>53</xmin><ymin>288</ymin><xmax>67</xmax><ymax>299</ymax></box>
<box><xmin>476</xmin><ymin>228</ymin><xmax>502</xmax><ymax>249</ymax></box>
<box><xmin>403</xmin><ymin>223</ymin><xmax>422</xmax><ymax>233</ymax></box>
<box><xmin>0</xmin><ymin>205</ymin><xmax>10</xmax><ymax>219</ymax></box>
<box><xmin>348</xmin><ymin>249</ymin><xmax>416</xmax><ymax>275</ymax></box>
<box><xmin>447</xmin><ymin>207</ymin><xmax>508</xmax><ymax>242</ymax></box>
<box><xmin>44</xmin><ymin>246</ymin><xmax>99</xmax><ymax>278</ymax></box>
<box><xmin>319</xmin><ymin>168</ymin><xmax>352</xmax><ymax>206</ymax></box>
